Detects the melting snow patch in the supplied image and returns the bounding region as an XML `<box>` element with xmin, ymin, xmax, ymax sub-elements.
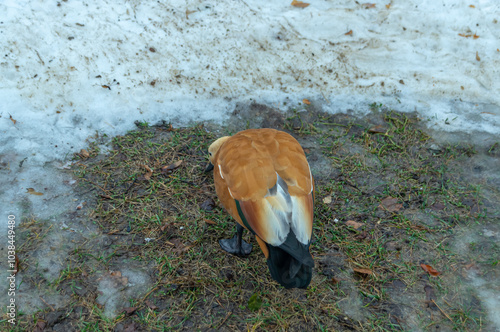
<box><xmin>97</xmin><ymin>268</ymin><xmax>153</xmax><ymax>318</ymax></box>
<box><xmin>466</xmin><ymin>270</ymin><xmax>500</xmax><ymax>330</ymax></box>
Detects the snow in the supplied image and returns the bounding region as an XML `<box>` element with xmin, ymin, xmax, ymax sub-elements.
<box><xmin>1</xmin><ymin>0</ymin><xmax>499</xmax><ymax>167</ymax></box>
<box><xmin>0</xmin><ymin>0</ymin><xmax>499</xmax><ymax>325</ymax></box>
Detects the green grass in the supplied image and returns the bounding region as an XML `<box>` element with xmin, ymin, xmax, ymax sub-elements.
<box><xmin>5</xmin><ymin>109</ymin><xmax>499</xmax><ymax>331</ymax></box>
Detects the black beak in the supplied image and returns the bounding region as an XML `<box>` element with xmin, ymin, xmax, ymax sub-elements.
<box><xmin>205</xmin><ymin>162</ymin><xmax>214</xmax><ymax>173</ymax></box>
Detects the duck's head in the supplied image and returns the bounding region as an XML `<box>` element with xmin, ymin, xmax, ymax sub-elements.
<box><xmin>205</xmin><ymin>136</ymin><xmax>230</xmax><ymax>172</ymax></box>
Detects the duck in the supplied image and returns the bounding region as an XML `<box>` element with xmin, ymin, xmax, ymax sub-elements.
<box><xmin>207</xmin><ymin>128</ymin><xmax>314</xmax><ymax>289</ymax></box>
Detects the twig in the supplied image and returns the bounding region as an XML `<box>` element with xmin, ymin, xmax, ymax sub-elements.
<box><xmin>432</xmin><ymin>299</ymin><xmax>453</xmax><ymax>323</ymax></box>
<box><xmin>321</xmin><ymin>90</ymin><xmax>330</xmax><ymax>104</ymax></box>
<box><xmin>35</xmin><ymin>50</ymin><xmax>45</xmax><ymax>65</ymax></box>
<box><xmin>167</xmin><ymin>175</ymin><xmax>197</xmax><ymax>187</ymax></box>
<box><xmin>215</xmin><ymin>298</ymin><xmax>225</xmax><ymax>309</ymax></box>
<box><xmin>39</xmin><ymin>296</ymin><xmax>55</xmax><ymax>311</ymax></box>
<box><xmin>216</xmin><ymin>311</ymin><xmax>232</xmax><ymax>329</ymax></box>
<box><xmin>142</xmin><ymin>286</ymin><xmax>159</xmax><ymax>301</ymax></box>
<box><xmin>125</xmin><ymin>177</ymin><xmax>137</xmax><ymax>194</ymax></box>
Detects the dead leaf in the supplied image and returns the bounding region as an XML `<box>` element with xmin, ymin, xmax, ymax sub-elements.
<box><xmin>291</xmin><ymin>0</ymin><xmax>310</xmax><ymax>8</ymax></box>
<box><xmin>9</xmin><ymin>115</ymin><xmax>17</xmax><ymax>125</ymax></box>
<box><xmin>33</xmin><ymin>321</ymin><xmax>47</xmax><ymax>332</ymax></box>
<box><xmin>331</xmin><ymin>277</ymin><xmax>341</xmax><ymax>284</ymax></box>
<box><xmin>353</xmin><ymin>267</ymin><xmax>373</xmax><ymax>275</ymax></box>
<box><xmin>345</xmin><ymin>30</ymin><xmax>353</xmax><ymax>36</ymax></box>
<box><xmin>322</xmin><ymin>195</ymin><xmax>332</xmax><ymax>204</ymax></box>
<box><xmin>346</xmin><ymin>220</ymin><xmax>364</xmax><ymax>229</ymax></box>
<box><xmin>200</xmin><ymin>198</ymin><xmax>216</xmax><ymax>211</ymax></box>
<box><xmin>161</xmin><ymin>160</ymin><xmax>183</xmax><ymax>174</ymax></box>
<box><xmin>183</xmin><ymin>244</ymin><xmax>196</xmax><ymax>251</ymax></box>
<box><xmin>385</xmin><ymin>4</ymin><xmax>391</xmax><ymax>9</ymax></box>
<box><xmin>460</xmin><ymin>33</ymin><xmax>480</xmax><ymax>39</ymax></box>
<box><xmin>420</xmin><ymin>263</ymin><xmax>441</xmax><ymax>276</ymax></box>
<box><xmin>110</xmin><ymin>270</ymin><xmax>129</xmax><ymax>286</ymax></box>
<box><xmin>303</xmin><ymin>98</ymin><xmax>311</xmax><ymax>105</ymax></box>
<box><xmin>169</xmin><ymin>238</ymin><xmax>191</xmax><ymax>254</ymax></box>
<box><xmin>143</xmin><ymin>164</ymin><xmax>153</xmax><ymax>180</ymax></box>
<box><xmin>464</xmin><ymin>263</ymin><xmax>477</xmax><ymax>270</ymax></box>
<box><xmin>160</xmin><ymin>222</ymin><xmax>170</xmax><ymax>232</ymax></box>
<box><xmin>368</xmin><ymin>125</ymin><xmax>386</xmax><ymax>134</ymax></box>
<box><xmin>102</xmin><ymin>85</ymin><xmax>111</xmax><ymax>90</ymax></box>
<box><xmin>27</xmin><ymin>188</ymin><xmax>44</xmax><ymax>196</ymax></box>
<box><xmin>123</xmin><ymin>307</ymin><xmax>137</xmax><ymax>316</ymax></box>
<box><xmin>476</xmin><ymin>51</ymin><xmax>480</xmax><ymax>61</ymax></box>
<box><xmin>204</xmin><ymin>218</ymin><xmax>216</xmax><ymax>225</ymax></box>
<box><xmin>362</xmin><ymin>3</ymin><xmax>376</xmax><ymax>8</ymax></box>
<box><xmin>469</xmin><ymin>5</ymin><xmax>475</xmax><ymax>8</ymax></box>
<box><xmin>123</xmin><ymin>322</ymin><xmax>140</xmax><ymax>332</ymax></box>
<box><xmin>430</xmin><ymin>202</ymin><xmax>445</xmax><ymax>211</ymax></box>
<box><xmin>145</xmin><ymin>300</ymin><xmax>158</xmax><ymax>310</ymax></box>
<box><xmin>379</xmin><ymin>197</ymin><xmax>402</xmax><ymax>212</ymax></box>
<box><xmin>79</xmin><ymin>149</ymin><xmax>90</xmax><ymax>158</ymax></box>
<box><xmin>355</xmin><ymin>231</ymin><xmax>369</xmax><ymax>240</ymax></box>
<box><xmin>410</xmin><ymin>224</ymin><xmax>431</xmax><ymax>232</ymax></box>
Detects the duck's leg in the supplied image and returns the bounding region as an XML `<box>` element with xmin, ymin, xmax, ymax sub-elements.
<box><xmin>219</xmin><ymin>224</ymin><xmax>252</xmax><ymax>256</ymax></box>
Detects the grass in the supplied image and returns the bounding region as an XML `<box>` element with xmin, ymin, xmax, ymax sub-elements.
<box><xmin>4</xmin><ymin>108</ymin><xmax>499</xmax><ymax>331</ymax></box>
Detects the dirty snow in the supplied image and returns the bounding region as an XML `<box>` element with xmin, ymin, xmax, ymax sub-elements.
<box><xmin>1</xmin><ymin>0</ymin><xmax>499</xmax><ymax>167</ymax></box>
<box><xmin>1</xmin><ymin>0</ymin><xmax>500</xmax><ymax>325</ymax></box>
<box><xmin>97</xmin><ymin>269</ymin><xmax>152</xmax><ymax>318</ymax></box>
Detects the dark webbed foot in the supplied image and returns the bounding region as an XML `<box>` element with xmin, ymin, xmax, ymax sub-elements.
<box><xmin>219</xmin><ymin>236</ymin><xmax>252</xmax><ymax>256</ymax></box>
<box><xmin>219</xmin><ymin>224</ymin><xmax>253</xmax><ymax>256</ymax></box>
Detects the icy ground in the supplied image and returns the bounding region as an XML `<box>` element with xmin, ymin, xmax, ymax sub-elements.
<box><xmin>0</xmin><ymin>0</ymin><xmax>499</xmax><ymax>328</ymax></box>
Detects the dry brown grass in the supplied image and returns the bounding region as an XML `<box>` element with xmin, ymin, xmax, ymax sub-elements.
<box><xmin>6</xmin><ymin>109</ymin><xmax>499</xmax><ymax>331</ymax></box>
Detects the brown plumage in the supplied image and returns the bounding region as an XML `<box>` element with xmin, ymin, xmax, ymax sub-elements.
<box><xmin>208</xmin><ymin>128</ymin><xmax>314</xmax><ymax>289</ymax></box>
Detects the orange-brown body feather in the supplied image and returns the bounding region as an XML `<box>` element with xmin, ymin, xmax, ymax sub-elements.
<box><xmin>209</xmin><ymin>129</ymin><xmax>315</xmax><ymax>288</ymax></box>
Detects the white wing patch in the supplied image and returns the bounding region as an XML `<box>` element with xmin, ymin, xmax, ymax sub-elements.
<box><xmin>262</xmin><ymin>173</ymin><xmax>311</xmax><ymax>246</ymax></box>
<box><xmin>307</xmin><ymin>162</ymin><xmax>313</xmax><ymax>194</ymax></box>
<box><xmin>290</xmin><ymin>196</ymin><xmax>312</xmax><ymax>244</ymax></box>
<box><xmin>218</xmin><ymin>164</ymin><xmax>225</xmax><ymax>179</ymax></box>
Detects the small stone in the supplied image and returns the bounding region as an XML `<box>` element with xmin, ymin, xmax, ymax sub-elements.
<box><xmin>429</xmin><ymin>144</ymin><xmax>441</xmax><ymax>152</ymax></box>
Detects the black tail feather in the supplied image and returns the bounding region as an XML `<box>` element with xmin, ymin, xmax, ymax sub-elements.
<box><xmin>266</xmin><ymin>230</ymin><xmax>313</xmax><ymax>289</ymax></box>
